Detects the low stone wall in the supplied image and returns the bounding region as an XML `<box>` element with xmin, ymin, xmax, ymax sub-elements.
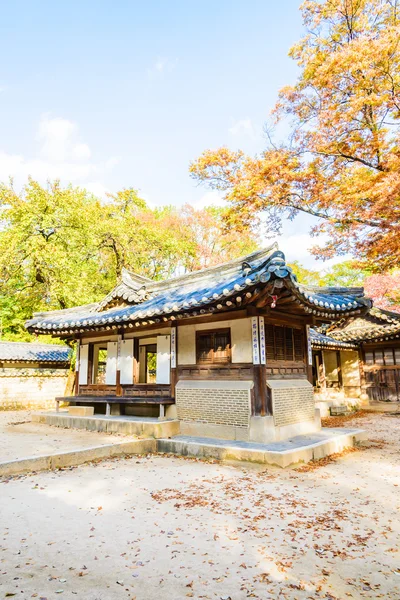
<box><xmin>0</xmin><ymin>368</ymin><xmax>69</xmax><ymax>410</ymax></box>
<box><xmin>176</xmin><ymin>380</ymin><xmax>251</xmax><ymax>428</ymax></box>
<box><xmin>268</xmin><ymin>380</ymin><xmax>315</xmax><ymax>427</ymax></box>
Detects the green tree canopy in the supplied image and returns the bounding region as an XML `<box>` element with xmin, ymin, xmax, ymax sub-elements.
<box><xmin>0</xmin><ymin>179</ymin><xmax>258</xmax><ymax>340</ymax></box>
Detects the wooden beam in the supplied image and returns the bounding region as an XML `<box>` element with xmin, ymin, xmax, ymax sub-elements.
<box><xmin>176</xmin><ymin>309</ymin><xmax>248</xmax><ymax>327</ymax></box>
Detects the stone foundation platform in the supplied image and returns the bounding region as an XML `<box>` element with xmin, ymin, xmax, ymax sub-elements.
<box><xmin>158</xmin><ymin>428</ymin><xmax>367</xmax><ymax>468</ymax></box>
<box><xmin>32</xmin><ymin>412</ymin><xmax>180</xmax><ymax>439</ymax></box>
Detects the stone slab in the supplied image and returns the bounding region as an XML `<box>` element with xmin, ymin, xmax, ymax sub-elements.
<box><xmin>32</xmin><ymin>412</ymin><xmax>180</xmax><ymax>438</ymax></box>
<box><xmin>0</xmin><ymin>439</ymin><xmax>157</xmax><ymax>477</ymax></box>
<box><xmin>157</xmin><ymin>428</ymin><xmax>366</xmax><ymax>468</ymax></box>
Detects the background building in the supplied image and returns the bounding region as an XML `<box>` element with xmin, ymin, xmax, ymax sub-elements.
<box><xmin>0</xmin><ymin>341</ymin><xmax>71</xmax><ymax>410</ymax></box>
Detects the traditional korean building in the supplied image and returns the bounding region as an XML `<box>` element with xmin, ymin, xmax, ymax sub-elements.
<box><xmin>310</xmin><ymin>329</ymin><xmax>363</xmax><ymax>415</ymax></box>
<box><xmin>26</xmin><ymin>245</ymin><xmax>371</xmax><ymax>442</ymax></box>
<box><xmin>0</xmin><ymin>341</ymin><xmax>71</xmax><ymax>410</ymax></box>
<box><xmin>320</xmin><ymin>307</ymin><xmax>400</xmax><ymax>403</ymax></box>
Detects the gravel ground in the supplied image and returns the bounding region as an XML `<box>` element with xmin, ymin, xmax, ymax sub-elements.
<box><xmin>0</xmin><ymin>411</ymin><xmax>130</xmax><ymax>462</ymax></box>
<box><xmin>0</xmin><ymin>411</ymin><xmax>399</xmax><ymax>599</ymax></box>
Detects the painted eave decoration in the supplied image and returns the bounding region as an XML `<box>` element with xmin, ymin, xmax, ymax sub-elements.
<box><xmin>0</xmin><ymin>341</ymin><xmax>71</xmax><ymax>363</ymax></box>
<box><xmin>327</xmin><ymin>307</ymin><xmax>400</xmax><ymax>344</ymax></box>
<box><xmin>25</xmin><ymin>243</ymin><xmax>371</xmax><ymax>336</ymax></box>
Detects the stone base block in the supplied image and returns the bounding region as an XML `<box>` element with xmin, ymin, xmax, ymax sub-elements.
<box><xmin>179</xmin><ymin>421</ymin><xmax>249</xmax><ymax>441</ymax></box>
<box><xmin>68</xmin><ymin>406</ymin><xmax>94</xmax><ymax>417</ymax></box>
<box><xmin>249</xmin><ymin>410</ymin><xmax>321</xmax><ymax>443</ymax></box>
<box><xmin>110</xmin><ymin>404</ymin><xmax>121</xmax><ymax>416</ymax></box>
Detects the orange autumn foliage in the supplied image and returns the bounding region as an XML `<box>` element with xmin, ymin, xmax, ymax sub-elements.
<box><xmin>190</xmin><ymin>0</ymin><xmax>400</xmax><ymax>270</ymax></box>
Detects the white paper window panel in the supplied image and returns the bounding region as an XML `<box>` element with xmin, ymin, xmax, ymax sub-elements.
<box><xmin>120</xmin><ymin>339</ymin><xmax>134</xmax><ymax>385</ymax></box>
<box><xmin>105</xmin><ymin>342</ymin><xmax>118</xmax><ymax>385</ymax></box>
<box><xmin>156</xmin><ymin>335</ymin><xmax>171</xmax><ymax>384</ymax></box>
<box><xmin>78</xmin><ymin>344</ymin><xmax>89</xmax><ymax>385</ymax></box>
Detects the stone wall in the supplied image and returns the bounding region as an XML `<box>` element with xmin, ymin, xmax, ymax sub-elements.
<box><xmin>175</xmin><ymin>381</ymin><xmax>251</xmax><ymax>428</ymax></box>
<box><xmin>269</xmin><ymin>380</ymin><xmax>314</xmax><ymax>427</ymax></box>
<box><xmin>0</xmin><ymin>368</ymin><xmax>69</xmax><ymax>410</ymax></box>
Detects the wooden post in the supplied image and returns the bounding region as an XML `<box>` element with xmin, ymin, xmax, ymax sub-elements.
<box><xmin>116</xmin><ymin>333</ymin><xmax>122</xmax><ymax>397</ymax></box>
<box><xmin>358</xmin><ymin>347</ymin><xmax>367</xmax><ymax>400</ymax></box>
<box><xmin>106</xmin><ymin>403</ymin><xmax>111</xmax><ymax>416</ymax></box>
<box><xmin>251</xmin><ymin>316</ymin><xmax>268</xmax><ymax>416</ymax></box>
<box><xmin>133</xmin><ymin>338</ymin><xmax>139</xmax><ymax>384</ymax></box>
<box><xmin>88</xmin><ymin>344</ymin><xmax>94</xmax><ymax>385</ymax></box>
<box><xmin>75</xmin><ymin>340</ymin><xmax>80</xmax><ymax>397</ymax></box>
<box><xmin>337</xmin><ymin>350</ymin><xmax>343</xmax><ymax>391</ymax></box>
<box><xmin>253</xmin><ymin>365</ymin><xmax>267</xmax><ymax>416</ymax></box>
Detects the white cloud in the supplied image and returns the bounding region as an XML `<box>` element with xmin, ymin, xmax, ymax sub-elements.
<box><xmin>228</xmin><ymin>117</ymin><xmax>255</xmax><ymax>138</ymax></box>
<box><xmin>105</xmin><ymin>156</ymin><xmax>120</xmax><ymax>170</ymax></box>
<box><xmin>192</xmin><ymin>191</ymin><xmax>226</xmax><ymax>211</ymax></box>
<box><xmin>147</xmin><ymin>56</ymin><xmax>177</xmax><ymax>79</ymax></box>
<box><xmin>85</xmin><ymin>181</ymin><xmax>110</xmax><ymax>199</ymax></box>
<box><xmin>72</xmin><ymin>142</ymin><xmax>91</xmax><ymax>160</ymax></box>
<box><xmin>38</xmin><ymin>115</ymin><xmax>92</xmax><ymax>162</ymax></box>
<box><xmin>0</xmin><ymin>115</ymin><xmax>118</xmax><ymax>190</ymax></box>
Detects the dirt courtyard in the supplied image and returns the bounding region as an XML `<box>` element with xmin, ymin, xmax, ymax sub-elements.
<box><xmin>0</xmin><ymin>412</ymin><xmax>399</xmax><ymax>600</ymax></box>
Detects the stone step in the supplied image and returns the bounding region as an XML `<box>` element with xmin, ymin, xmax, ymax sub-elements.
<box><xmin>32</xmin><ymin>412</ymin><xmax>180</xmax><ymax>438</ymax></box>
<box><xmin>157</xmin><ymin>429</ymin><xmax>367</xmax><ymax>468</ymax></box>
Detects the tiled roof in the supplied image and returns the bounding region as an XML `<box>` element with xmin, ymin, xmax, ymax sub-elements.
<box><xmin>310</xmin><ymin>329</ymin><xmax>358</xmax><ymax>350</ymax></box>
<box><xmin>0</xmin><ymin>342</ymin><xmax>71</xmax><ymax>363</ymax></box>
<box><xmin>26</xmin><ymin>244</ymin><xmax>371</xmax><ymax>336</ymax></box>
<box><xmin>328</xmin><ymin>307</ymin><xmax>400</xmax><ymax>344</ymax></box>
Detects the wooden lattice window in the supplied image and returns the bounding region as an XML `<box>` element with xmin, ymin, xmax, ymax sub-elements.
<box><xmin>264</xmin><ymin>324</ymin><xmax>304</xmax><ymax>362</ymax></box>
<box><xmin>196</xmin><ymin>329</ymin><xmax>231</xmax><ymax>364</ymax></box>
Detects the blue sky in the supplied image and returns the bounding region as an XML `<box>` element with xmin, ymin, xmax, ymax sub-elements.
<box><xmin>0</xmin><ymin>0</ymin><xmax>337</xmax><ymax>269</ymax></box>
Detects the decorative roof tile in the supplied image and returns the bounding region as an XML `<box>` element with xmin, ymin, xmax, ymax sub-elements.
<box><xmin>26</xmin><ymin>244</ymin><xmax>371</xmax><ymax>335</ymax></box>
<box><xmin>327</xmin><ymin>307</ymin><xmax>400</xmax><ymax>344</ymax></box>
<box><xmin>309</xmin><ymin>329</ymin><xmax>358</xmax><ymax>350</ymax></box>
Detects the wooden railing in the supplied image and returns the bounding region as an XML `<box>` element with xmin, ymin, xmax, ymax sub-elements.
<box><xmin>78</xmin><ymin>383</ymin><xmax>171</xmax><ymax>398</ymax></box>
<box><xmin>177</xmin><ymin>363</ymin><xmax>254</xmax><ymax>380</ymax></box>
<box><xmin>79</xmin><ymin>385</ymin><xmax>117</xmax><ymax>396</ymax></box>
<box><xmin>122</xmin><ymin>384</ymin><xmax>171</xmax><ymax>398</ymax></box>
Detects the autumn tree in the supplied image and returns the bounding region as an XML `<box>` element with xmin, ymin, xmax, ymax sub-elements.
<box><xmin>190</xmin><ymin>0</ymin><xmax>400</xmax><ymax>270</ymax></box>
<box><xmin>363</xmin><ymin>272</ymin><xmax>400</xmax><ymax>312</ymax></box>
<box><xmin>175</xmin><ymin>204</ymin><xmax>258</xmax><ymax>271</ymax></box>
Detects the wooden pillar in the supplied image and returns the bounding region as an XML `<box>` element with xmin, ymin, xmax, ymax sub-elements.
<box><xmin>75</xmin><ymin>340</ymin><xmax>80</xmax><ymax>397</ymax></box>
<box><xmin>251</xmin><ymin>316</ymin><xmax>268</xmax><ymax>416</ymax></box>
<box><xmin>253</xmin><ymin>365</ymin><xmax>267</xmax><ymax>416</ymax></box>
<box><xmin>358</xmin><ymin>346</ymin><xmax>367</xmax><ymax>400</ymax></box>
<box><xmin>170</xmin><ymin>327</ymin><xmax>177</xmax><ymax>398</ymax></box>
<box><xmin>116</xmin><ymin>333</ymin><xmax>122</xmax><ymax>397</ymax></box>
<box><xmin>337</xmin><ymin>350</ymin><xmax>343</xmax><ymax>391</ymax></box>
